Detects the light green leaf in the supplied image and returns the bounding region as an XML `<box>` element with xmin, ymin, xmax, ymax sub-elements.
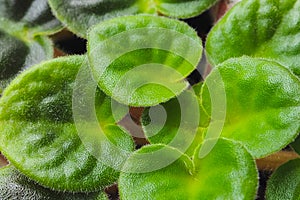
<box><xmin>206</xmin><ymin>0</ymin><xmax>300</xmax><ymax>76</ymax></box>
<box><xmin>192</xmin><ymin>138</ymin><xmax>258</xmax><ymax>199</ymax></box>
<box><xmin>0</xmin><ymin>30</ymin><xmax>53</xmax><ymax>94</ymax></box>
<box><xmin>201</xmin><ymin>57</ymin><xmax>300</xmax><ymax>158</ymax></box>
<box><xmin>119</xmin><ymin>138</ymin><xmax>258</xmax><ymax>199</ymax></box>
<box><xmin>0</xmin><ymin>0</ymin><xmax>63</xmax><ymax>37</ymax></box>
<box><xmin>266</xmin><ymin>159</ymin><xmax>300</xmax><ymax>200</ymax></box>
<box><xmin>0</xmin><ymin>55</ymin><xmax>134</xmax><ymax>192</ymax></box>
<box><xmin>88</xmin><ymin>15</ymin><xmax>202</xmax><ymax>106</ymax></box>
<box><xmin>48</xmin><ymin>0</ymin><xmax>218</xmax><ymax>38</ymax></box>
<box><xmin>0</xmin><ymin>166</ymin><xmax>108</xmax><ymax>200</ymax></box>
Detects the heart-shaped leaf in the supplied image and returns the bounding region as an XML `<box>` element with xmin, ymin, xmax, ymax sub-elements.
<box><xmin>119</xmin><ymin>138</ymin><xmax>258</xmax><ymax>199</ymax></box>
<box><xmin>265</xmin><ymin>159</ymin><xmax>300</xmax><ymax>200</ymax></box>
<box><xmin>0</xmin><ymin>55</ymin><xmax>134</xmax><ymax>192</ymax></box>
<box><xmin>0</xmin><ymin>166</ymin><xmax>108</xmax><ymax>200</ymax></box>
<box><xmin>0</xmin><ymin>30</ymin><xmax>53</xmax><ymax>94</ymax></box>
<box><xmin>0</xmin><ymin>0</ymin><xmax>62</xmax><ymax>36</ymax></box>
<box><xmin>201</xmin><ymin>57</ymin><xmax>300</xmax><ymax>158</ymax></box>
<box><xmin>48</xmin><ymin>0</ymin><xmax>218</xmax><ymax>38</ymax></box>
<box><xmin>206</xmin><ymin>0</ymin><xmax>300</xmax><ymax>76</ymax></box>
<box><xmin>88</xmin><ymin>15</ymin><xmax>202</xmax><ymax>106</ymax></box>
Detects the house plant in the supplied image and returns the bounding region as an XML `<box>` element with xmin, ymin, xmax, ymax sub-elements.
<box><xmin>0</xmin><ymin>0</ymin><xmax>299</xmax><ymax>199</ymax></box>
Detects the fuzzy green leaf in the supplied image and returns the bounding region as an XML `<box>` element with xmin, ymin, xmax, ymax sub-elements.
<box><xmin>291</xmin><ymin>136</ymin><xmax>300</xmax><ymax>155</ymax></box>
<box><xmin>0</xmin><ymin>0</ymin><xmax>62</xmax><ymax>36</ymax></box>
<box><xmin>266</xmin><ymin>159</ymin><xmax>300</xmax><ymax>200</ymax></box>
<box><xmin>48</xmin><ymin>0</ymin><xmax>218</xmax><ymax>38</ymax></box>
<box><xmin>142</xmin><ymin>89</ymin><xmax>209</xmax><ymax>156</ymax></box>
<box><xmin>206</xmin><ymin>0</ymin><xmax>300</xmax><ymax>76</ymax></box>
<box><xmin>201</xmin><ymin>57</ymin><xmax>300</xmax><ymax>158</ymax></box>
<box><xmin>155</xmin><ymin>0</ymin><xmax>219</xmax><ymax>18</ymax></box>
<box><xmin>0</xmin><ymin>166</ymin><xmax>108</xmax><ymax>200</ymax></box>
<box><xmin>88</xmin><ymin>15</ymin><xmax>202</xmax><ymax>106</ymax></box>
<box><xmin>0</xmin><ymin>30</ymin><xmax>53</xmax><ymax>94</ymax></box>
<box><xmin>0</xmin><ymin>55</ymin><xmax>134</xmax><ymax>192</ymax></box>
<box><xmin>119</xmin><ymin>138</ymin><xmax>258</xmax><ymax>199</ymax></box>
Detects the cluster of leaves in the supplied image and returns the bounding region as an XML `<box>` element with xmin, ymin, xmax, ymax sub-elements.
<box><xmin>0</xmin><ymin>0</ymin><xmax>299</xmax><ymax>199</ymax></box>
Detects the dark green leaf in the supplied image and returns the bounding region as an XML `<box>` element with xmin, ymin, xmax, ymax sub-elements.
<box><xmin>0</xmin><ymin>30</ymin><xmax>53</xmax><ymax>94</ymax></box>
<box><xmin>290</xmin><ymin>135</ymin><xmax>300</xmax><ymax>155</ymax></box>
<box><xmin>88</xmin><ymin>15</ymin><xmax>202</xmax><ymax>106</ymax></box>
<box><xmin>0</xmin><ymin>55</ymin><xmax>134</xmax><ymax>192</ymax></box>
<box><xmin>48</xmin><ymin>0</ymin><xmax>218</xmax><ymax>38</ymax></box>
<box><xmin>266</xmin><ymin>159</ymin><xmax>300</xmax><ymax>200</ymax></box>
<box><xmin>0</xmin><ymin>0</ymin><xmax>62</xmax><ymax>36</ymax></box>
<box><xmin>206</xmin><ymin>0</ymin><xmax>300</xmax><ymax>76</ymax></box>
<box><xmin>0</xmin><ymin>166</ymin><xmax>108</xmax><ymax>200</ymax></box>
<box><xmin>119</xmin><ymin>138</ymin><xmax>258</xmax><ymax>199</ymax></box>
<box><xmin>201</xmin><ymin>57</ymin><xmax>300</xmax><ymax>158</ymax></box>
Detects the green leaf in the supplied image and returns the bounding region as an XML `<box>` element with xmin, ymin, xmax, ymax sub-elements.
<box><xmin>201</xmin><ymin>57</ymin><xmax>300</xmax><ymax>158</ymax></box>
<box><xmin>141</xmin><ymin>90</ymin><xmax>208</xmax><ymax>156</ymax></box>
<box><xmin>191</xmin><ymin>81</ymin><xmax>203</xmax><ymax>98</ymax></box>
<box><xmin>0</xmin><ymin>166</ymin><xmax>108</xmax><ymax>200</ymax></box>
<box><xmin>192</xmin><ymin>138</ymin><xmax>258</xmax><ymax>199</ymax></box>
<box><xmin>119</xmin><ymin>138</ymin><xmax>258</xmax><ymax>199</ymax></box>
<box><xmin>0</xmin><ymin>30</ymin><xmax>53</xmax><ymax>94</ymax></box>
<box><xmin>206</xmin><ymin>0</ymin><xmax>300</xmax><ymax>76</ymax></box>
<box><xmin>0</xmin><ymin>0</ymin><xmax>63</xmax><ymax>37</ymax></box>
<box><xmin>266</xmin><ymin>159</ymin><xmax>300</xmax><ymax>200</ymax></box>
<box><xmin>88</xmin><ymin>15</ymin><xmax>202</xmax><ymax>106</ymax></box>
<box><xmin>155</xmin><ymin>0</ymin><xmax>219</xmax><ymax>18</ymax></box>
<box><xmin>0</xmin><ymin>55</ymin><xmax>134</xmax><ymax>192</ymax></box>
<box><xmin>48</xmin><ymin>0</ymin><xmax>218</xmax><ymax>38</ymax></box>
<box><xmin>291</xmin><ymin>136</ymin><xmax>300</xmax><ymax>155</ymax></box>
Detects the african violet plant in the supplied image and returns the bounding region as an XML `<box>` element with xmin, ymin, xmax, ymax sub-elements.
<box><xmin>0</xmin><ymin>0</ymin><xmax>300</xmax><ymax>199</ymax></box>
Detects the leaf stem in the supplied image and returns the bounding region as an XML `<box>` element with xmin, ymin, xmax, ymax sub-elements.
<box><xmin>0</xmin><ymin>153</ymin><xmax>8</xmax><ymax>167</ymax></box>
<box><xmin>256</xmin><ymin>151</ymin><xmax>299</xmax><ymax>171</ymax></box>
